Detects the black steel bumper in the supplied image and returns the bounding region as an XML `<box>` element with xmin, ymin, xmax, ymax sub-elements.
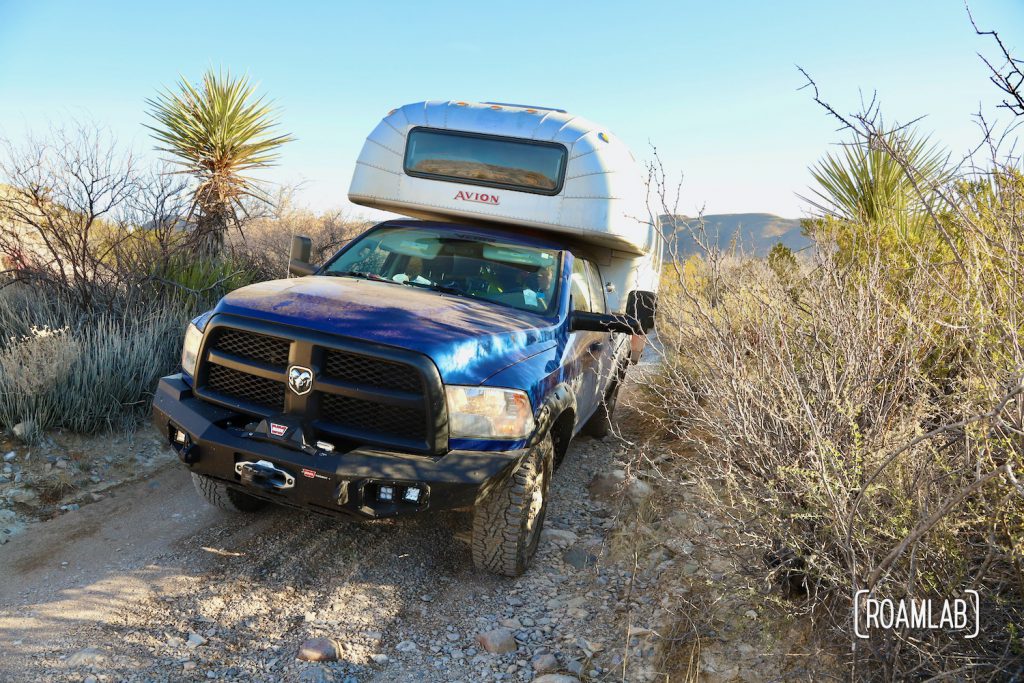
<box><xmin>151</xmin><ymin>374</ymin><xmax>525</xmax><ymax>519</ymax></box>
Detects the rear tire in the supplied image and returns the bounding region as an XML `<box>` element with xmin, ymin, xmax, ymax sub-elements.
<box><xmin>191</xmin><ymin>472</ymin><xmax>267</xmax><ymax>513</ymax></box>
<box><xmin>471</xmin><ymin>434</ymin><xmax>554</xmax><ymax>577</ymax></box>
<box><xmin>584</xmin><ymin>379</ymin><xmax>621</xmax><ymax>439</ymax></box>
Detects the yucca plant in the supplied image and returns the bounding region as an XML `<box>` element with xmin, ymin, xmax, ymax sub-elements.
<box><xmin>802</xmin><ymin>129</ymin><xmax>950</xmax><ymax>266</ymax></box>
<box><xmin>146</xmin><ymin>70</ymin><xmax>293</xmax><ymax>256</ymax></box>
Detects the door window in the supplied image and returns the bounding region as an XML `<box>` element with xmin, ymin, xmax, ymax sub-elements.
<box><xmin>584</xmin><ymin>261</ymin><xmax>607</xmax><ymax>314</ymax></box>
<box><xmin>570</xmin><ymin>257</ymin><xmax>593</xmax><ymax>313</ymax></box>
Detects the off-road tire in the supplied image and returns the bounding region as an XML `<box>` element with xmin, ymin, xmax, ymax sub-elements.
<box><xmin>191</xmin><ymin>472</ymin><xmax>267</xmax><ymax>513</ymax></box>
<box><xmin>471</xmin><ymin>434</ymin><xmax>554</xmax><ymax>576</ymax></box>
<box><xmin>584</xmin><ymin>379</ymin><xmax>621</xmax><ymax>438</ymax></box>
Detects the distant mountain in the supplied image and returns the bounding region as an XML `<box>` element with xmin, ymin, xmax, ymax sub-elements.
<box><xmin>659</xmin><ymin>213</ymin><xmax>811</xmax><ymax>257</ymax></box>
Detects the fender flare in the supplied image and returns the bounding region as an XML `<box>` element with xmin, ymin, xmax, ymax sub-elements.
<box><xmin>527</xmin><ymin>382</ymin><xmax>577</xmax><ymax>449</ymax></box>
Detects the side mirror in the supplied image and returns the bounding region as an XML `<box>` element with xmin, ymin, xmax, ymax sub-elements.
<box><xmin>289</xmin><ymin>235</ymin><xmax>316</xmax><ymax>277</ymax></box>
<box><xmin>626</xmin><ymin>290</ymin><xmax>657</xmax><ymax>333</ymax></box>
<box><xmin>570</xmin><ymin>310</ymin><xmax>643</xmax><ymax>335</ymax></box>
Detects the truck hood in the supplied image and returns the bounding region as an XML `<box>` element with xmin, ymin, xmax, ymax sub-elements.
<box><xmin>213</xmin><ymin>276</ymin><xmax>559</xmax><ymax>385</ymax></box>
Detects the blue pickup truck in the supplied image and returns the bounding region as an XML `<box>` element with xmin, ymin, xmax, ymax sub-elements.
<box><xmin>153</xmin><ymin>101</ymin><xmax>660</xmax><ymax>576</ymax></box>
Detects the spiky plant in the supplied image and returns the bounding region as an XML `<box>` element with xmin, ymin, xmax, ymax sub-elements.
<box><xmin>802</xmin><ymin>129</ymin><xmax>950</xmax><ymax>258</ymax></box>
<box><xmin>146</xmin><ymin>70</ymin><xmax>293</xmax><ymax>255</ymax></box>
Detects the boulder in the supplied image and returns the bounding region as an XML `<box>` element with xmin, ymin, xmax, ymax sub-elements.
<box><xmin>476</xmin><ymin>627</ymin><xmax>516</xmax><ymax>654</ymax></box>
<box><xmin>297</xmin><ymin>637</ymin><xmax>339</xmax><ymax>662</ymax></box>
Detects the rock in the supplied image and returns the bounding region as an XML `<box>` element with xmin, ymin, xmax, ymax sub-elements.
<box><xmin>2</xmin><ymin>451</ymin><xmax>14</xmax><ymax>462</ymax></box>
<box><xmin>566</xmin><ymin>658</ymin><xmax>584</xmax><ymax>676</ymax></box>
<box><xmin>395</xmin><ymin>640</ymin><xmax>419</xmax><ymax>653</ymax></box>
<box><xmin>625</xmin><ymin>478</ymin><xmax>653</xmax><ymax>505</ymax></box>
<box><xmin>744</xmin><ymin>609</ymin><xmax>758</xmax><ymax>619</ymax></box>
<box><xmin>588</xmin><ymin>469</ymin><xmax>626</xmax><ymax>500</ymax></box>
<box><xmin>370</xmin><ymin>653</ymin><xmax>389</xmax><ymax>664</ymax></box>
<box><xmin>420</xmin><ymin>594</ymin><xmax>434</xmax><ymax>602</ymax></box>
<box><xmin>563</xmin><ymin>546</ymin><xmax>597</xmax><ymax>570</ymax></box>
<box><xmin>298</xmin><ymin>666</ymin><xmax>334</xmax><ymax>683</ymax></box>
<box><xmin>11</xmin><ymin>423</ymin><xmax>28</xmax><ymax>440</ymax></box>
<box><xmin>532</xmin><ymin>653</ymin><xmax>559</xmax><ymax>673</ymax></box>
<box><xmin>7</xmin><ymin>488</ymin><xmax>37</xmax><ymax>505</ymax></box>
<box><xmin>66</xmin><ymin>647</ymin><xmax>107</xmax><ymax>666</ymax></box>
<box><xmin>476</xmin><ymin>628</ymin><xmax>516</xmax><ymax>654</ymax></box>
<box><xmin>533</xmin><ymin>675</ymin><xmax>580</xmax><ymax>683</ymax></box>
<box><xmin>540</xmin><ymin>528</ymin><xmax>578</xmax><ymax>547</ymax></box>
<box><xmin>187</xmin><ymin>632</ymin><xmax>208</xmax><ymax>648</ymax></box>
<box><xmin>297</xmin><ymin>638</ymin><xmax>338</xmax><ymax>662</ymax></box>
<box><xmin>500</xmin><ymin>617</ymin><xmax>522</xmax><ymax>630</ymax></box>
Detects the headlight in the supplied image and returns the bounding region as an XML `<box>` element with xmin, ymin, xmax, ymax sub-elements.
<box><xmin>446</xmin><ymin>386</ymin><xmax>534</xmax><ymax>440</ymax></box>
<box><xmin>181</xmin><ymin>322</ymin><xmax>203</xmax><ymax>377</ymax></box>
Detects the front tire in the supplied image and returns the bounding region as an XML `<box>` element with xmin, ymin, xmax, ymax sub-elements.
<box><xmin>191</xmin><ymin>472</ymin><xmax>267</xmax><ymax>513</ymax></box>
<box><xmin>583</xmin><ymin>379</ymin><xmax>621</xmax><ymax>439</ymax></box>
<box><xmin>471</xmin><ymin>434</ymin><xmax>554</xmax><ymax>576</ymax></box>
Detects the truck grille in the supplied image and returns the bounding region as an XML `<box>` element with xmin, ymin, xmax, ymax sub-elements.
<box><xmin>206</xmin><ymin>364</ymin><xmax>286</xmax><ymax>410</ymax></box>
<box><xmin>194</xmin><ymin>319</ymin><xmax>444</xmax><ymax>454</ymax></box>
<box><xmin>215</xmin><ymin>329</ymin><xmax>290</xmax><ymax>367</ymax></box>
<box><xmin>323</xmin><ymin>350</ymin><xmax>422</xmax><ymax>393</ymax></box>
<box><xmin>320</xmin><ymin>393</ymin><xmax>426</xmax><ymax>440</ymax></box>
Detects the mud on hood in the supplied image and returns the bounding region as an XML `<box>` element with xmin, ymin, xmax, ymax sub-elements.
<box><xmin>213</xmin><ymin>276</ymin><xmax>558</xmax><ymax>385</ymax></box>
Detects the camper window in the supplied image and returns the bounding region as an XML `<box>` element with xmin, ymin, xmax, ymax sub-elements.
<box><xmin>404</xmin><ymin>128</ymin><xmax>567</xmax><ymax>195</ymax></box>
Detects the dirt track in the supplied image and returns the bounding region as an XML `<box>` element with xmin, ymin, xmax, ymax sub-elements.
<box><xmin>0</xmin><ymin>432</ymin><xmax>651</xmax><ymax>683</ymax></box>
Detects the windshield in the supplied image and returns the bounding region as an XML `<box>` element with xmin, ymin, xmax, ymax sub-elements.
<box><xmin>323</xmin><ymin>226</ymin><xmax>560</xmax><ymax>315</ymax></box>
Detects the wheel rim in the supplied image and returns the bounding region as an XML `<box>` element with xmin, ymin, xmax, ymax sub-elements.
<box><xmin>524</xmin><ymin>460</ymin><xmax>548</xmax><ymax>562</ymax></box>
<box><xmin>526</xmin><ymin>478</ymin><xmax>545</xmax><ymax>533</ymax></box>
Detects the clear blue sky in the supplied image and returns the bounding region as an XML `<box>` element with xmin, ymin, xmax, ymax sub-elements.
<box><xmin>1</xmin><ymin>1</ymin><xmax>1021</xmax><ymax>219</ymax></box>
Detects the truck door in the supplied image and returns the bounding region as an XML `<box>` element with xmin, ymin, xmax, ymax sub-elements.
<box><xmin>584</xmin><ymin>259</ymin><xmax>618</xmax><ymax>398</ymax></box>
<box><xmin>568</xmin><ymin>256</ymin><xmax>602</xmax><ymax>427</ymax></box>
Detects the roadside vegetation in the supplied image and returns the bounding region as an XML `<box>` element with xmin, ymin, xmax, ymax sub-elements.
<box><xmin>0</xmin><ymin>70</ymin><xmax>363</xmax><ymax>442</ymax></box>
<box><xmin>631</xmin><ymin>34</ymin><xmax>1024</xmax><ymax>681</ymax></box>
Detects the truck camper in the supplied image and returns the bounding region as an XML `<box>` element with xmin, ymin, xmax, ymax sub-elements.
<box><xmin>153</xmin><ymin>100</ymin><xmax>661</xmax><ymax>575</ymax></box>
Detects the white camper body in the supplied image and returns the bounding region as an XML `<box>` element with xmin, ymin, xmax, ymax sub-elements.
<box><xmin>348</xmin><ymin>101</ymin><xmax>660</xmax><ymax>315</ymax></box>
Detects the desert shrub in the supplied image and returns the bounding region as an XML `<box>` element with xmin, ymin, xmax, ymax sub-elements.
<box><xmin>635</xmin><ymin>136</ymin><xmax>1024</xmax><ymax>676</ymax></box>
<box><xmin>0</xmin><ymin>125</ymin><xmax>364</xmax><ymax>440</ymax></box>
<box><xmin>0</xmin><ymin>286</ymin><xmax>187</xmax><ymax>439</ymax></box>
<box><xmin>235</xmin><ymin>191</ymin><xmax>370</xmax><ymax>280</ymax></box>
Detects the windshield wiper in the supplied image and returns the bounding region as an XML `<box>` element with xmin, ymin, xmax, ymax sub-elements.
<box><xmin>402</xmin><ymin>280</ymin><xmax>470</xmax><ymax>297</ymax></box>
<box><xmin>327</xmin><ymin>270</ymin><xmax>391</xmax><ymax>282</ymax></box>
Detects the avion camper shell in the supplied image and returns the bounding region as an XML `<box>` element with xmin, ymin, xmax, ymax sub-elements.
<box><xmin>153</xmin><ymin>100</ymin><xmax>660</xmax><ymax>576</ymax></box>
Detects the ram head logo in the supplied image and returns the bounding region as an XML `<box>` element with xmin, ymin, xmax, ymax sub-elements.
<box><xmin>288</xmin><ymin>365</ymin><xmax>314</xmax><ymax>396</ymax></box>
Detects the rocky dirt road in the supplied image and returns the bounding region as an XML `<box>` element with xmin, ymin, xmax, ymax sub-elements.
<box><xmin>0</xmin><ymin>430</ymin><xmax>666</xmax><ymax>683</ymax></box>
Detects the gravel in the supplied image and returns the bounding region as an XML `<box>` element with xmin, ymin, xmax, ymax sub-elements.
<box><xmin>0</xmin><ymin>385</ymin><xmax>834</xmax><ymax>682</ymax></box>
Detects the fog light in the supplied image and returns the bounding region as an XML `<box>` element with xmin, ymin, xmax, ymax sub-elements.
<box><xmin>378</xmin><ymin>485</ymin><xmax>394</xmax><ymax>502</ymax></box>
<box><xmin>315</xmin><ymin>440</ymin><xmax>335</xmax><ymax>453</ymax></box>
<box><xmin>403</xmin><ymin>486</ymin><xmax>422</xmax><ymax>503</ymax></box>
<box><xmin>174</xmin><ymin>429</ymin><xmax>187</xmax><ymax>445</ymax></box>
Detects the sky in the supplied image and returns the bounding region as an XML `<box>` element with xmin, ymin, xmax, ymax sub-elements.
<box><xmin>1</xmin><ymin>1</ymin><xmax>1022</xmax><ymax>220</ymax></box>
